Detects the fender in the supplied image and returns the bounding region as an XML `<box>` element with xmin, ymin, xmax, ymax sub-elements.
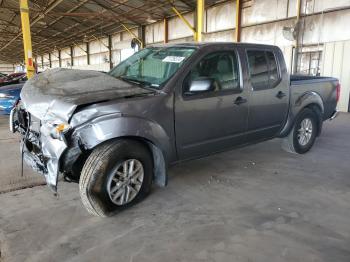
<box><xmin>279</xmin><ymin>91</ymin><xmax>324</xmax><ymax>137</ymax></box>
<box><xmin>71</xmin><ymin>113</ymin><xmax>173</xmax><ymax>187</ymax></box>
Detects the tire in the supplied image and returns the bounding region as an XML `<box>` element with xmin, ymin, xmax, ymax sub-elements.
<box><xmin>79</xmin><ymin>139</ymin><xmax>153</xmax><ymax>217</ymax></box>
<box><xmin>282</xmin><ymin>108</ymin><xmax>318</xmax><ymax>154</ymax></box>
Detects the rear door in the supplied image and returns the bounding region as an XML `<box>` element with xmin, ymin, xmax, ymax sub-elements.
<box><xmin>245</xmin><ymin>48</ymin><xmax>289</xmax><ymax>141</ymax></box>
<box><xmin>174</xmin><ymin>47</ymin><xmax>249</xmax><ymax>160</ymax></box>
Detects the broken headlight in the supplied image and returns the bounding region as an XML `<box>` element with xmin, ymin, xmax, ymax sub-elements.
<box><xmin>45</xmin><ymin>120</ymin><xmax>71</xmax><ymax>140</ymax></box>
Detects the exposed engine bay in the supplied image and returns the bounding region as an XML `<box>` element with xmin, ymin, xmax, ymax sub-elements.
<box><xmin>11</xmin><ymin>103</ymin><xmax>69</xmax><ymax>192</ymax></box>
<box><xmin>9</xmin><ymin>68</ymin><xmax>156</xmax><ymax>192</ymax></box>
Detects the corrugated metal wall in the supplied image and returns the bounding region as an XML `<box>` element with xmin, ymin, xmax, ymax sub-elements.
<box><xmin>0</xmin><ymin>62</ymin><xmax>14</xmax><ymax>74</ymax></box>
<box><xmin>322</xmin><ymin>40</ymin><xmax>350</xmax><ymax>112</ymax></box>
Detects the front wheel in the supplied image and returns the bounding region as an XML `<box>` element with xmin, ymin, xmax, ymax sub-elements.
<box><xmin>79</xmin><ymin>139</ymin><xmax>153</xmax><ymax>217</ymax></box>
<box><xmin>282</xmin><ymin>108</ymin><xmax>318</xmax><ymax>154</ymax></box>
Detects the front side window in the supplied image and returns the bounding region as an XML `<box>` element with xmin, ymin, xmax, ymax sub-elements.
<box><xmin>109</xmin><ymin>46</ymin><xmax>196</xmax><ymax>89</ymax></box>
<box><xmin>184</xmin><ymin>51</ymin><xmax>240</xmax><ymax>94</ymax></box>
<box><xmin>247</xmin><ymin>50</ymin><xmax>280</xmax><ymax>90</ymax></box>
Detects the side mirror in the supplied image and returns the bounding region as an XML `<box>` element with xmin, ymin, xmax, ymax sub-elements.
<box><xmin>186</xmin><ymin>77</ymin><xmax>216</xmax><ymax>95</ymax></box>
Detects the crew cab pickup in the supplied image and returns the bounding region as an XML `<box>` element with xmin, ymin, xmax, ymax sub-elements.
<box><xmin>10</xmin><ymin>43</ymin><xmax>339</xmax><ymax>216</ymax></box>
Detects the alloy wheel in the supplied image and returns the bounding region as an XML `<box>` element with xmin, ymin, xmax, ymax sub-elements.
<box><xmin>107</xmin><ymin>159</ymin><xmax>144</xmax><ymax>205</ymax></box>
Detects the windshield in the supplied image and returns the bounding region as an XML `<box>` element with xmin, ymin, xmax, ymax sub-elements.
<box><xmin>108</xmin><ymin>46</ymin><xmax>196</xmax><ymax>89</ymax></box>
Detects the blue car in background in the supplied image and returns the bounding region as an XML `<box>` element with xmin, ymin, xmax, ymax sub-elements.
<box><xmin>0</xmin><ymin>83</ymin><xmax>24</xmax><ymax>115</ymax></box>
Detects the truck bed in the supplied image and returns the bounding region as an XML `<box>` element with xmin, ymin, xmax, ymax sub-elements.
<box><xmin>290</xmin><ymin>75</ymin><xmax>338</xmax><ymax>120</ymax></box>
<box><xmin>290</xmin><ymin>75</ymin><xmax>336</xmax><ymax>84</ymax></box>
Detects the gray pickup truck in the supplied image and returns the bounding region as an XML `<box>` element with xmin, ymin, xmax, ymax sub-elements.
<box><xmin>10</xmin><ymin>42</ymin><xmax>339</xmax><ymax>216</ymax></box>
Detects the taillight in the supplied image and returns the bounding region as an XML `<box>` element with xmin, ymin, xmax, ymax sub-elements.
<box><xmin>336</xmin><ymin>83</ymin><xmax>341</xmax><ymax>103</ymax></box>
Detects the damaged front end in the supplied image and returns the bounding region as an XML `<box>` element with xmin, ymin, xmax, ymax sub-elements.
<box><xmin>10</xmin><ymin>68</ymin><xmax>155</xmax><ymax>192</ymax></box>
<box><xmin>11</xmin><ymin>103</ymin><xmax>69</xmax><ymax>192</ymax></box>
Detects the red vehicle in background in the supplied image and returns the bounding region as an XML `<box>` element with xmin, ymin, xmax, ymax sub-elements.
<box><xmin>0</xmin><ymin>72</ymin><xmax>26</xmax><ymax>87</ymax></box>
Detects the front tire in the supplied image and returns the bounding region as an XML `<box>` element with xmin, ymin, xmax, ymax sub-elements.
<box><xmin>282</xmin><ymin>108</ymin><xmax>318</xmax><ymax>154</ymax></box>
<box><xmin>79</xmin><ymin>139</ymin><xmax>153</xmax><ymax>217</ymax></box>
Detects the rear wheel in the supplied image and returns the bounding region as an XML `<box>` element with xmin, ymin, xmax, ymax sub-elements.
<box><xmin>79</xmin><ymin>139</ymin><xmax>153</xmax><ymax>217</ymax></box>
<box><xmin>282</xmin><ymin>108</ymin><xmax>318</xmax><ymax>154</ymax></box>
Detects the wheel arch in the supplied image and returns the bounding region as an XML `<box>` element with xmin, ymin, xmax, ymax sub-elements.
<box><xmin>71</xmin><ymin>116</ymin><xmax>172</xmax><ymax>187</ymax></box>
<box><xmin>91</xmin><ymin>136</ymin><xmax>168</xmax><ymax>187</ymax></box>
<box><xmin>279</xmin><ymin>91</ymin><xmax>324</xmax><ymax>137</ymax></box>
<box><xmin>305</xmin><ymin>103</ymin><xmax>323</xmax><ymax>136</ymax></box>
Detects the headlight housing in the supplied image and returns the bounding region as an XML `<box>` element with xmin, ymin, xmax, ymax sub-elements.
<box><xmin>44</xmin><ymin>120</ymin><xmax>71</xmax><ymax>140</ymax></box>
<box><xmin>55</xmin><ymin>123</ymin><xmax>71</xmax><ymax>134</ymax></box>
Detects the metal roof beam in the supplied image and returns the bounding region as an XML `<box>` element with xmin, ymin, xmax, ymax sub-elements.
<box><xmin>0</xmin><ymin>0</ymin><xmax>65</xmax><ymax>52</ymax></box>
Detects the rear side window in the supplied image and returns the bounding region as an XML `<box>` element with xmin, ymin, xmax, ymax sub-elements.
<box><xmin>247</xmin><ymin>50</ymin><xmax>280</xmax><ymax>90</ymax></box>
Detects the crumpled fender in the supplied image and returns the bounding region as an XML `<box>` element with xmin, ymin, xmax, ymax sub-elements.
<box><xmin>71</xmin><ymin>113</ymin><xmax>173</xmax><ymax>186</ymax></box>
<box><xmin>279</xmin><ymin>91</ymin><xmax>324</xmax><ymax>137</ymax></box>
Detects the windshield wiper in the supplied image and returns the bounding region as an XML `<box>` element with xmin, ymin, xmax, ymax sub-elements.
<box><xmin>119</xmin><ymin>76</ymin><xmax>140</xmax><ymax>85</ymax></box>
<box><xmin>119</xmin><ymin>76</ymin><xmax>159</xmax><ymax>90</ymax></box>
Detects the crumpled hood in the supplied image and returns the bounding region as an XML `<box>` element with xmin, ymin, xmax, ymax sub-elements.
<box><xmin>20</xmin><ymin>68</ymin><xmax>151</xmax><ymax>121</ymax></box>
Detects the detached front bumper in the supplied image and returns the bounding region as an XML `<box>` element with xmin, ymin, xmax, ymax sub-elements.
<box><xmin>11</xmin><ymin>107</ymin><xmax>68</xmax><ymax>191</ymax></box>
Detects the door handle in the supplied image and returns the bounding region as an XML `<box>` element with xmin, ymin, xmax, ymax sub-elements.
<box><xmin>276</xmin><ymin>91</ymin><xmax>286</xmax><ymax>99</ymax></box>
<box><xmin>234</xmin><ymin>96</ymin><xmax>247</xmax><ymax>105</ymax></box>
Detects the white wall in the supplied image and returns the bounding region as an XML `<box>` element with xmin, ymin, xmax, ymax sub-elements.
<box><xmin>322</xmin><ymin>40</ymin><xmax>350</xmax><ymax>112</ymax></box>
<box><xmin>168</xmin><ymin>13</ymin><xmax>194</xmax><ymax>41</ymax></box>
<box><xmin>60</xmin><ymin>47</ymin><xmax>71</xmax><ymax>69</ymax></box>
<box><xmin>146</xmin><ymin>21</ymin><xmax>164</xmax><ymax>44</ymax></box>
<box><xmin>72</xmin><ymin>44</ymin><xmax>88</xmax><ymax>67</ymax></box>
<box><xmin>51</xmin><ymin>50</ymin><xmax>60</xmax><ymax>68</ymax></box>
<box><xmin>0</xmin><ymin>62</ymin><xmax>15</xmax><ymax>74</ymax></box>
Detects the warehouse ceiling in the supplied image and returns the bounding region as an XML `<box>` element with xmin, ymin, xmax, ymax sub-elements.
<box><xmin>0</xmin><ymin>0</ymin><xmax>221</xmax><ymax>63</ymax></box>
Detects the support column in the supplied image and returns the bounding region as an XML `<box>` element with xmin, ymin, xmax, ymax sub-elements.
<box><xmin>41</xmin><ymin>55</ymin><xmax>44</xmax><ymax>69</ymax></box>
<box><xmin>34</xmin><ymin>56</ymin><xmax>37</xmax><ymax>71</ymax></box>
<box><xmin>138</xmin><ymin>25</ymin><xmax>146</xmax><ymax>49</ymax></box>
<box><xmin>108</xmin><ymin>35</ymin><xmax>113</xmax><ymax>69</ymax></box>
<box><xmin>235</xmin><ymin>0</ymin><xmax>242</xmax><ymax>42</ymax></box>
<box><xmin>70</xmin><ymin>46</ymin><xmax>74</xmax><ymax>68</ymax></box>
<box><xmin>19</xmin><ymin>0</ymin><xmax>35</xmax><ymax>78</ymax></box>
<box><xmin>292</xmin><ymin>0</ymin><xmax>302</xmax><ymax>74</ymax></box>
<box><xmin>48</xmin><ymin>53</ymin><xmax>52</xmax><ymax>68</ymax></box>
<box><xmin>164</xmin><ymin>18</ymin><xmax>168</xmax><ymax>43</ymax></box>
<box><xmin>196</xmin><ymin>0</ymin><xmax>204</xmax><ymax>42</ymax></box>
<box><xmin>86</xmin><ymin>42</ymin><xmax>90</xmax><ymax>65</ymax></box>
<box><xmin>58</xmin><ymin>50</ymin><xmax>62</xmax><ymax>67</ymax></box>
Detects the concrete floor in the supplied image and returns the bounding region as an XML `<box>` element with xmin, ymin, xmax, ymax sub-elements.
<box><xmin>0</xmin><ymin>114</ymin><xmax>350</xmax><ymax>262</ymax></box>
<box><xmin>0</xmin><ymin>116</ymin><xmax>45</xmax><ymax>194</ymax></box>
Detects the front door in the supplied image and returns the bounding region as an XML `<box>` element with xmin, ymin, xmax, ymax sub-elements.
<box><xmin>174</xmin><ymin>50</ymin><xmax>249</xmax><ymax>160</ymax></box>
